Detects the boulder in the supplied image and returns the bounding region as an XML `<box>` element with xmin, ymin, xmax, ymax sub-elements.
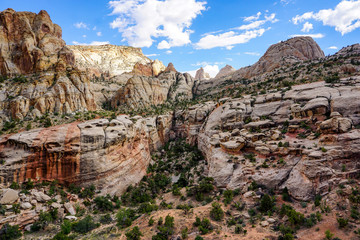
<box><xmin>0</xmin><ymin>189</ymin><xmax>19</xmax><ymax>204</ymax></box>
<box><xmin>64</xmin><ymin>202</ymin><xmax>76</xmax><ymax>215</ymax></box>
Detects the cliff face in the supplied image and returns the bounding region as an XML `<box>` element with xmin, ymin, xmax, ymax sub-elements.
<box><xmin>176</xmin><ymin>77</ymin><xmax>360</xmax><ymax>201</ymax></box>
<box><xmin>111</xmin><ymin>67</ymin><xmax>195</xmax><ymax>109</ymax></box>
<box><xmin>0</xmin><ymin>8</ymin><xmax>73</xmax><ymax>75</ymax></box>
<box><xmin>0</xmin><ymin>114</ymin><xmax>173</xmax><ymax>196</ymax></box>
<box><xmin>68</xmin><ymin>45</ymin><xmax>152</xmax><ymax>78</ymax></box>
<box><xmin>0</xmin><ymin>9</ymin><xmax>96</xmax><ymax>121</ymax></box>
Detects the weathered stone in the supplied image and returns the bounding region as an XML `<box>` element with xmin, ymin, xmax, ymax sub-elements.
<box><xmin>0</xmin><ymin>189</ymin><xmax>19</xmax><ymax>204</ymax></box>
<box><xmin>64</xmin><ymin>202</ymin><xmax>76</xmax><ymax>215</ymax></box>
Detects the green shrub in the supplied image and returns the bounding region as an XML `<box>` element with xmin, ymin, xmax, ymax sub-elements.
<box><xmin>79</xmin><ymin>185</ymin><xmax>96</xmax><ymax>199</ymax></box>
<box><xmin>259</xmin><ymin>194</ymin><xmax>274</xmax><ymax>213</ymax></box>
<box><xmin>148</xmin><ymin>216</ymin><xmax>155</xmax><ymax>226</ymax></box>
<box><xmin>100</xmin><ymin>213</ymin><xmax>113</xmax><ymax>224</ymax></box>
<box><xmin>282</xmin><ymin>187</ymin><xmax>291</xmax><ymax>202</ymax></box>
<box><xmin>116</xmin><ymin>208</ymin><xmax>136</xmax><ymax>229</ymax></box>
<box><xmin>223</xmin><ymin>190</ymin><xmax>234</xmax><ymax>205</ymax></box>
<box><xmin>126</xmin><ymin>226</ymin><xmax>143</xmax><ymax>240</ymax></box>
<box><xmin>194</xmin><ymin>217</ymin><xmax>212</xmax><ymax>235</ymax></box>
<box><xmin>94</xmin><ymin>196</ymin><xmax>113</xmax><ymax>212</ymax></box>
<box><xmin>61</xmin><ymin>220</ymin><xmax>72</xmax><ymax>235</ymax></box>
<box><xmin>137</xmin><ymin>202</ymin><xmax>158</xmax><ymax>214</ymax></box>
<box><xmin>195</xmin><ymin>236</ymin><xmax>204</xmax><ymax>240</ymax></box>
<box><xmin>336</xmin><ymin>218</ymin><xmax>348</xmax><ymax>228</ymax></box>
<box><xmin>152</xmin><ymin>215</ymin><xmax>175</xmax><ymax>240</ymax></box>
<box><xmin>210</xmin><ymin>202</ymin><xmax>224</xmax><ymax>221</ymax></box>
<box><xmin>0</xmin><ymin>223</ymin><xmax>22</xmax><ymax>240</ymax></box>
<box><xmin>325</xmin><ymin>230</ymin><xmax>334</xmax><ymax>240</ymax></box>
<box><xmin>72</xmin><ymin>216</ymin><xmax>99</xmax><ymax>234</ymax></box>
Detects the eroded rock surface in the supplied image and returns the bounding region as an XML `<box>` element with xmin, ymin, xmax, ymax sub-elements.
<box><xmin>0</xmin><ymin>114</ymin><xmax>173</xmax><ymax>196</ymax></box>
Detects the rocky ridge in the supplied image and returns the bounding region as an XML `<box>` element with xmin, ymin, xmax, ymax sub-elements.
<box><xmin>68</xmin><ymin>45</ymin><xmax>152</xmax><ymax>78</ymax></box>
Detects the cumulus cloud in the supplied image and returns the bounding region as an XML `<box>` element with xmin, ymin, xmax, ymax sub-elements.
<box><xmin>72</xmin><ymin>41</ymin><xmax>110</xmax><ymax>46</ymax></box>
<box><xmin>292</xmin><ymin>0</ymin><xmax>360</xmax><ymax>35</ymax></box>
<box><xmin>74</xmin><ymin>22</ymin><xmax>89</xmax><ymax>29</ymax></box>
<box><xmin>328</xmin><ymin>46</ymin><xmax>338</xmax><ymax>50</ymax></box>
<box><xmin>244</xmin><ymin>12</ymin><xmax>261</xmax><ymax>22</ymax></box>
<box><xmin>195</xmin><ymin>29</ymin><xmax>267</xmax><ymax>50</ymax></box>
<box><xmin>109</xmin><ymin>0</ymin><xmax>207</xmax><ymax>48</ymax></box>
<box><xmin>195</xmin><ymin>12</ymin><xmax>277</xmax><ymax>50</ymax></box>
<box><xmin>290</xmin><ymin>33</ymin><xmax>325</xmax><ymax>39</ymax></box>
<box><xmin>97</xmin><ymin>32</ymin><xmax>102</xmax><ymax>36</ymax></box>
<box><xmin>165</xmin><ymin>50</ymin><xmax>173</xmax><ymax>54</ymax></box>
<box><xmin>301</xmin><ymin>22</ymin><xmax>313</xmax><ymax>32</ymax></box>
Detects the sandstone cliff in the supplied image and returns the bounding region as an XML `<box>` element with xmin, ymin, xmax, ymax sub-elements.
<box><xmin>0</xmin><ymin>9</ymin><xmax>96</xmax><ymax>121</ymax></box>
<box><xmin>0</xmin><ymin>8</ymin><xmax>73</xmax><ymax>75</ymax></box>
<box><xmin>69</xmin><ymin>45</ymin><xmax>153</xmax><ymax>77</ymax></box>
<box><xmin>0</xmin><ymin>114</ymin><xmax>173</xmax><ymax>196</ymax></box>
<box><xmin>177</xmin><ymin>77</ymin><xmax>360</xmax><ymax>201</ymax></box>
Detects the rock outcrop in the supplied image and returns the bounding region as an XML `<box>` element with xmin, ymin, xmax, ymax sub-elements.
<box><xmin>178</xmin><ymin>78</ymin><xmax>360</xmax><ymax>201</ymax></box>
<box><xmin>132</xmin><ymin>59</ymin><xmax>166</xmax><ymax>77</ymax></box>
<box><xmin>0</xmin><ymin>8</ymin><xmax>73</xmax><ymax>75</ymax></box>
<box><xmin>0</xmin><ymin>114</ymin><xmax>173</xmax><ymax>196</ymax></box>
<box><xmin>195</xmin><ymin>67</ymin><xmax>210</xmax><ymax>80</ymax></box>
<box><xmin>232</xmin><ymin>37</ymin><xmax>324</xmax><ymax>80</ymax></box>
<box><xmin>111</xmin><ymin>71</ymin><xmax>195</xmax><ymax>109</ymax></box>
<box><xmin>69</xmin><ymin>45</ymin><xmax>153</xmax><ymax>78</ymax></box>
<box><xmin>0</xmin><ymin>9</ymin><xmax>96</xmax><ymax>121</ymax></box>
<box><xmin>215</xmin><ymin>65</ymin><xmax>236</xmax><ymax>78</ymax></box>
<box><xmin>196</xmin><ymin>37</ymin><xmax>326</xmax><ymax>94</ymax></box>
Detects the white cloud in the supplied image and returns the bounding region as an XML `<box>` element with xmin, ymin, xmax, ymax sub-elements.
<box><xmin>237</xmin><ymin>13</ymin><xmax>278</xmax><ymax>31</ymax></box>
<box><xmin>74</xmin><ymin>22</ymin><xmax>89</xmax><ymax>29</ymax></box>
<box><xmin>195</xmin><ymin>29</ymin><xmax>267</xmax><ymax>50</ymax></box>
<box><xmin>244</xmin><ymin>52</ymin><xmax>260</xmax><ymax>56</ymax></box>
<box><xmin>93</xmin><ymin>26</ymin><xmax>97</xmax><ymax>31</ymax></box>
<box><xmin>244</xmin><ymin>12</ymin><xmax>261</xmax><ymax>22</ymax></box>
<box><xmin>72</xmin><ymin>41</ymin><xmax>110</xmax><ymax>46</ymax></box>
<box><xmin>280</xmin><ymin>0</ymin><xmax>293</xmax><ymax>5</ymax></box>
<box><xmin>97</xmin><ymin>32</ymin><xmax>102</xmax><ymax>36</ymax></box>
<box><xmin>328</xmin><ymin>46</ymin><xmax>338</xmax><ymax>50</ymax></box>
<box><xmin>145</xmin><ymin>53</ymin><xmax>160</xmax><ymax>57</ymax></box>
<box><xmin>301</xmin><ymin>22</ymin><xmax>313</xmax><ymax>32</ymax></box>
<box><xmin>292</xmin><ymin>0</ymin><xmax>360</xmax><ymax>35</ymax></box>
<box><xmin>82</xmin><ymin>35</ymin><xmax>87</xmax><ymax>38</ymax></box>
<box><xmin>165</xmin><ymin>50</ymin><xmax>172</xmax><ymax>54</ymax></box>
<box><xmin>290</xmin><ymin>33</ymin><xmax>325</xmax><ymax>39</ymax></box>
<box><xmin>109</xmin><ymin>0</ymin><xmax>207</xmax><ymax>48</ymax></box>
<box><xmin>195</xmin><ymin>12</ymin><xmax>277</xmax><ymax>50</ymax></box>
<box><xmin>191</xmin><ymin>61</ymin><xmax>224</xmax><ymax>67</ymax></box>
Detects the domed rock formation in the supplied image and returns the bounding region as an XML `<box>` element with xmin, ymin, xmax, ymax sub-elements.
<box><xmin>232</xmin><ymin>36</ymin><xmax>325</xmax><ymax>79</ymax></box>
<box><xmin>195</xmin><ymin>67</ymin><xmax>211</xmax><ymax>80</ymax></box>
<box><xmin>69</xmin><ymin>44</ymin><xmax>152</xmax><ymax>78</ymax></box>
<box><xmin>215</xmin><ymin>65</ymin><xmax>236</xmax><ymax>78</ymax></box>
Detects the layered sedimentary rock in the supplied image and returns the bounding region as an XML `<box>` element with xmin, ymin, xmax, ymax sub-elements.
<box><xmin>0</xmin><ymin>9</ymin><xmax>96</xmax><ymax>121</ymax></box>
<box><xmin>215</xmin><ymin>65</ymin><xmax>236</xmax><ymax>78</ymax></box>
<box><xmin>0</xmin><ymin>114</ymin><xmax>173</xmax><ymax>195</ymax></box>
<box><xmin>0</xmin><ymin>8</ymin><xmax>73</xmax><ymax>75</ymax></box>
<box><xmin>177</xmin><ymin>77</ymin><xmax>360</xmax><ymax>201</ymax></box>
<box><xmin>132</xmin><ymin>59</ymin><xmax>166</xmax><ymax>77</ymax></box>
<box><xmin>111</xmin><ymin>70</ymin><xmax>195</xmax><ymax>109</ymax></box>
<box><xmin>69</xmin><ymin>45</ymin><xmax>153</xmax><ymax>78</ymax></box>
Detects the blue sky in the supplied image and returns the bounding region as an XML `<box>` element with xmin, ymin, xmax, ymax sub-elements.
<box><xmin>1</xmin><ymin>0</ymin><xmax>360</xmax><ymax>77</ymax></box>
